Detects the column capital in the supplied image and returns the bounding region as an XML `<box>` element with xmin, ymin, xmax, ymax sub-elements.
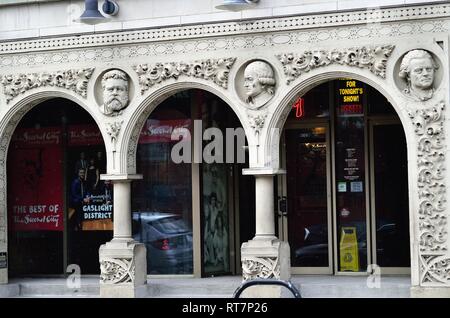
<box><xmin>242</xmin><ymin>168</ymin><xmax>286</xmax><ymax>176</ymax></box>
<box><xmin>100</xmin><ymin>174</ymin><xmax>143</xmax><ymax>182</ymax></box>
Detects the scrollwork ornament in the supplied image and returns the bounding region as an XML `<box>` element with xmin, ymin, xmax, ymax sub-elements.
<box><xmin>277</xmin><ymin>45</ymin><xmax>394</xmax><ymax>84</ymax></box>
<box><xmin>133</xmin><ymin>58</ymin><xmax>236</xmax><ymax>94</ymax></box>
<box><xmin>409</xmin><ymin>101</ymin><xmax>449</xmax><ymax>286</ymax></box>
<box><xmin>242</xmin><ymin>257</ymin><xmax>280</xmax><ymax>281</ymax></box>
<box><xmin>100</xmin><ymin>257</ymin><xmax>135</xmax><ymax>284</ymax></box>
<box><xmin>1</xmin><ymin>68</ymin><xmax>94</xmax><ymax>104</ymax></box>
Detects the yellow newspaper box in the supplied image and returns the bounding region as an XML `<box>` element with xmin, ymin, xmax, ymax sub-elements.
<box><xmin>339</xmin><ymin>227</ymin><xmax>359</xmax><ymax>272</ymax></box>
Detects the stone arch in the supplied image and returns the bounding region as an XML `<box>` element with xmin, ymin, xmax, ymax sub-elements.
<box><xmin>266</xmin><ymin>70</ymin><xmax>412</xmax><ymax>169</ymax></box>
<box><xmin>265</xmin><ymin>69</ymin><xmax>425</xmax><ymax>285</ymax></box>
<box><xmin>122</xmin><ymin>81</ymin><xmax>251</xmax><ymax>174</ymax></box>
<box><xmin>0</xmin><ymin>90</ymin><xmax>109</xmax><ymax>264</ymax></box>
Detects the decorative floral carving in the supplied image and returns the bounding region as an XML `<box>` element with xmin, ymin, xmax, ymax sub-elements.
<box><xmin>100</xmin><ymin>258</ymin><xmax>135</xmax><ymax>284</ymax></box>
<box><xmin>242</xmin><ymin>257</ymin><xmax>280</xmax><ymax>281</ymax></box>
<box><xmin>409</xmin><ymin>101</ymin><xmax>447</xmax><ymax>254</ymax></box>
<box><xmin>127</xmin><ymin>115</ymin><xmax>148</xmax><ymax>171</ymax></box>
<box><xmin>0</xmin><ymin>103</ymin><xmax>36</xmax><ymax>244</ymax></box>
<box><xmin>106</xmin><ymin>121</ymin><xmax>123</xmax><ymax>146</ymax></box>
<box><xmin>427</xmin><ymin>258</ymin><xmax>450</xmax><ymax>283</ymax></box>
<box><xmin>409</xmin><ymin>101</ymin><xmax>449</xmax><ymax>286</ymax></box>
<box><xmin>248</xmin><ymin>113</ymin><xmax>267</xmax><ymax>135</ymax></box>
<box><xmin>133</xmin><ymin>58</ymin><xmax>236</xmax><ymax>94</ymax></box>
<box><xmin>420</xmin><ymin>255</ymin><xmax>450</xmax><ymax>284</ymax></box>
<box><xmin>1</xmin><ymin>68</ymin><xmax>94</xmax><ymax>104</ymax></box>
<box><xmin>277</xmin><ymin>45</ymin><xmax>394</xmax><ymax>84</ymax></box>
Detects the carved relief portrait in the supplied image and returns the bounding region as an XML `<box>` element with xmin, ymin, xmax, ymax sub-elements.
<box><xmin>100</xmin><ymin>70</ymin><xmax>130</xmax><ymax>116</ymax></box>
<box><xmin>399</xmin><ymin>49</ymin><xmax>439</xmax><ymax>102</ymax></box>
<box><xmin>243</xmin><ymin>61</ymin><xmax>276</xmax><ymax>109</ymax></box>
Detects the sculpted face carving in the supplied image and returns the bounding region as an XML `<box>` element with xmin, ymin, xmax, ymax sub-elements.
<box><xmin>244</xmin><ymin>61</ymin><xmax>276</xmax><ymax>109</ymax></box>
<box><xmin>399</xmin><ymin>50</ymin><xmax>438</xmax><ymax>101</ymax></box>
<box><xmin>101</xmin><ymin>70</ymin><xmax>129</xmax><ymax>116</ymax></box>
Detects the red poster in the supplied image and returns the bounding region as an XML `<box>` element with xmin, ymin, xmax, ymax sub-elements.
<box><xmin>8</xmin><ymin>128</ymin><xmax>64</xmax><ymax>231</ymax></box>
<box><xmin>139</xmin><ymin>119</ymin><xmax>191</xmax><ymax>144</ymax></box>
<box><xmin>11</xmin><ymin>127</ymin><xmax>62</xmax><ymax>148</ymax></box>
<box><xmin>68</xmin><ymin>125</ymin><xmax>103</xmax><ymax>146</ymax></box>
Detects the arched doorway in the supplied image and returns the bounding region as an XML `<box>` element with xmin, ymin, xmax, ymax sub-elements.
<box><xmin>131</xmin><ymin>89</ymin><xmax>253</xmax><ymax>277</ymax></box>
<box><xmin>7</xmin><ymin>98</ymin><xmax>110</xmax><ymax>276</ymax></box>
<box><xmin>277</xmin><ymin>79</ymin><xmax>410</xmax><ymax>275</ymax></box>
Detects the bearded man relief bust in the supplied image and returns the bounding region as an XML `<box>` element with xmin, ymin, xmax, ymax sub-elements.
<box><xmin>100</xmin><ymin>70</ymin><xmax>130</xmax><ymax>116</ymax></box>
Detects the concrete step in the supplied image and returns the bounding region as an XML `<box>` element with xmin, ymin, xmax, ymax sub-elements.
<box><xmin>0</xmin><ymin>283</ymin><xmax>19</xmax><ymax>297</ymax></box>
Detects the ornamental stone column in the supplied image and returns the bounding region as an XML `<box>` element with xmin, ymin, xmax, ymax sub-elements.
<box><xmin>98</xmin><ymin>174</ymin><xmax>146</xmax><ymax>298</ymax></box>
<box><xmin>240</xmin><ymin>169</ymin><xmax>290</xmax><ymax>297</ymax></box>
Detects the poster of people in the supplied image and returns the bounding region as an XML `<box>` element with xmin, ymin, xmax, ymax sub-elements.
<box><xmin>67</xmin><ymin>125</ymin><xmax>112</xmax><ymax>231</ymax></box>
<box><xmin>8</xmin><ymin>127</ymin><xmax>64</xmax><ymax>231</ymax></box>
<box><xmin>202</xmin><ymin>163</ymin><xmax>230</xmax><ymax>274</ymax></box>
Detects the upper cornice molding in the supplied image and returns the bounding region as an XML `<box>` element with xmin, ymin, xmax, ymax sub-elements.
<box><xmin>1</xmin><ymin>3</ymin><xmax>450</xmax><ymax>55</ymax></box>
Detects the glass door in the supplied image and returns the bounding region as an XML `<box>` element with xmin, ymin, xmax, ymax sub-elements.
<box><xmin>280</xmin><ymin>124</ymin><xmax>332</xmax><ymax>274</ymax></box>
<box><xmin>369</xmin><ymin>121</ymin><xmax>410</xmax><ymax>274</ymax></box>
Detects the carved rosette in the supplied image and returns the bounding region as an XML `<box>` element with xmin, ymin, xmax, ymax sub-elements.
<box><xmin>133</xmin><ymin>58</ymin><xmax>236</xmax><ymax>94</ymax></box>
<box><xmin>409</xmin><ymin>101</ymin><xmax>450</xmax><ymax>285</ymax></box>
<box><xmin>277</xmin><ymin>45</ymin><xmax>394</xmax><ymax>84</ymax></box>
<box><xmin>242</xmin><ymin>257</ymin><xmax>280</xmax><ymax>281</ymax></box>
<box><xmin>1</xmin><ymin>68</ymin><xmax>94</xmax><ymax>104</ymax></box>
<box><xmin>100</xmin><ymin>257</ymin><xmax>135</xmax><ymax>284</ymax></box>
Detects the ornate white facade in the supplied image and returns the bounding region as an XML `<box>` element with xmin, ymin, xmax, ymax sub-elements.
<box><xmin>0</xmin><ymin>0</ymin><xmax>450</xmax><ymax>297</ymax></box>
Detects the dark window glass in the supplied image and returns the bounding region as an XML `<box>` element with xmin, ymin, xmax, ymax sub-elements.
<box><xmin>7</xmin><ymin>99</ymin><xmax>110</xmax><ymax>276</ymax></box>
<box><xmin>372</xmin><ymin>124</ymin><xmax>410</xmax><ymax>267</ymax></box>
<box><xmin>288</xmin><ymin>82</ymin><xmax>330</xmax><ymax>120</ymax></box>
<box><xmin>367</xmin><ymin>85</ymin><xmax>397</xmax><ymax>116</ymax></box>
<box><xmin>132</xmin><ymin>92</ymin><xmax>193</xmax><ymax>275</ymax></box>
<box><xmin>286</xmin><ymin>127</ymin><xmax>329</xmax><ymax>267</ymax></box>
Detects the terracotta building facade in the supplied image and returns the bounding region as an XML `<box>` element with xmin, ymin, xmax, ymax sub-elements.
<box><xmin>0</xmin><ymin>0</ymin><xmax>449</xmax><ymax>297</ymax></box>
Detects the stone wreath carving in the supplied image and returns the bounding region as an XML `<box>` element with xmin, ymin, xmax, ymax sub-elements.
<box><xmin>100</xmin><ymin>257</ymin><xmax>135</xmax><ymax>284</ymax></box>
<box><xmin>409</xmin><ymin>100</ymin><xmax>449</xmax><ymax>285</ymax></box>
<box><xmin>1</xmin><ymin>68</ymin><xmax>94</xmax><ymax>104</ymax></box>
<box><xmin>242</xmin><ymin>256</ymin><xmax>280</xmax><ymax>281</ymax></box>
<box><xmin>133</xmin><ymin>58</ymin><xmax>236</xmax><ymax>94</ymax></box>
<box><xmin>277</xmin><ymin>45</ymin><xmax>394</xmax><ymax>84</ymax></box>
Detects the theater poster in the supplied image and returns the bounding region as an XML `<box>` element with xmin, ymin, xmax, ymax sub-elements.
<box><xmin>67</xmin><ymin>124</ymin><xmax>113</xmax><ymax>231</ymax></box>
<box><xmin>8</xmin><ymin>127</ymin><xmax>64</xmax><ymax>231</ymax></box>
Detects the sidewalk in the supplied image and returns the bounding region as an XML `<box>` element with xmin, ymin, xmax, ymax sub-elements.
<box><xmin>0</xmin><ymin>275</ymin><xmax>411</xmax><ymax>298</ymax></box>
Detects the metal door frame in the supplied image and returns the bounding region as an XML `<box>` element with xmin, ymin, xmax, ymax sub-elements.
<box><xmin>369</xmin><ymin>119</ymin><xmax>411</xmax><ymax>275</ymax></box>
<box><xmin>280</xmin><ymin>121</ymin><xmax>333</xmax><ymax>275</ymax></box>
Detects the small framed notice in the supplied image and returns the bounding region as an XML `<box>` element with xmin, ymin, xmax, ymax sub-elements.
<box><xmin>350</xmin><ymin>181</ymin><xmax>363</xmax><ymax>192</ymax></box>
<box><xmin>338</xmin><ymin>182</ymin><xmax>347</xmax><ymax>192</ymax></box>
